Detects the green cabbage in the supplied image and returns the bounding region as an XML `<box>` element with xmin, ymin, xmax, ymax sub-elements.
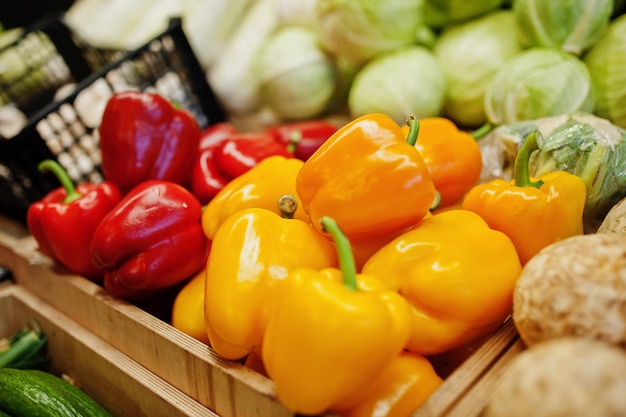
<box><xmin>316</xmin><ymin>0</ymin><xmax>429</xmax><ymax>65</ymax></box>
<box><xmin>347</xmin><ymin>46</ymin><xmax>445</xmax><ymax>125</ymax></box>
<box><xmin>583</xmin><ymin>14</ymin><xmax>626</xmax><ymax>129</ymax></box>
<box><xmin>434</xmin><ymin>10</ymin><xmax>524</xmax><ymax>128</ymax></box>
<box><xmin>254</xmin><ymin>25</ymin><xmax>336</xmax><ymax>120</ymax></box>
<box><xmin>513</xmin><ymin>0</ymin><xmax>614</xmax><ymax>56</ymax></box>
<box><xmin>484</xmin><ymin>47</ymin><xmax>595</xmax><ymax>125</ymax></box>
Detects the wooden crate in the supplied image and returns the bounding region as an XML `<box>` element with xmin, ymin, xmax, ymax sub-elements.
<box><xmin>0</xmin><ymin>216</ymin><xmax>522</xmax><ymax>417</ymax></box>
<box><xmin>0</xmin><ymin>284</ymin><xmax>218</xmax><ymax>417</ymax></box>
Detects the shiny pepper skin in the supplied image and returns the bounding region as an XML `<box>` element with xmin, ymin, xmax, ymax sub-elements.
<box><xmin>261</xmin><ymin>269</ymin><xmax>412</xmax><ymax>415</ymax></box>
<box><xmin>204</xmin><ymin>207</ymin><xmax>337</xmax><ymax>360</ymax></box>
<box><xmin>202</xmin><ymin>155</ymin><xmax>309</xmax><ymax>240</ymax></box>
<box><xmin>362</xmin><ymin>209</ymin><xmax>522</xmax><ymax>356</ymax></box>
<box><xmin>296</xmin><ymin>113</ymin><xmax>436</xmax><ymax>241</ymax></box>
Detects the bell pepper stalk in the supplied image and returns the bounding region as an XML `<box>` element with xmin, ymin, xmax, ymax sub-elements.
<box><xmin>201</xmin><ymin>155</ymin><xmax>310</xmax><ymax>240</ymax></box>
<box><xmin>461</xmin><ymin>129</ymin><xmax>587</xmax><ymax>265</ymax></box>
<box><xmin>260</xmin><ymin>216</ymin><xmax>412</xmax><ymax>415</ymax></box>
<box><xmin>338</xmin><ymin>351</ymin><xmax>444</xmax><ymax>417</ymax></box>
<box><xmin>98</xmin><ymin>91</ymin><xmax>201</xmax><ymax>194</ymax></box>
<box><xmin>362</xmin><ymin>209</ymin><xmax>522</xmax><ymax>356</ymax></box>
<box><xmin>203</xmin><ymin>196</ymin><xmax>338</xmax><ymax>360</ymax></box>
<box><xmin>406</xmin><ymin>116</ymin><xmax>483</xmax><ymax>207</ymax></box>
<box><xmin>213</xmin><ymin>132</ymin><xmax>294</xmax><ymax>179</ymax></box>
<box><xmin>90</xmin><ymin>180</ymin><xmax>209</xmax><ymax>300</ymax></box>
<box><xmin>26</xmin><ymin>159</ymin><xmax>122</xmax><ymax>281</ymax></box>
<box><xmin>296</xmin><ymin>113</ymin><xmax>437</xmax><ymax>242</ymax></box>
<box><xmin>266</xmin><ymin>120</ymin><xmax>339</xmax><ymax>161</ymax></box>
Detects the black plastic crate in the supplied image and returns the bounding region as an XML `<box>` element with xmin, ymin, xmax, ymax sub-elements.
<box><xmin>0</xmin><ymin>17</ymin><xmax>227</xmax><ymax>224</ymax></box>
<box><xmin>0</xmin><ymin>14</ymin><xmax>115</xmax><ymax>118</ymax></box>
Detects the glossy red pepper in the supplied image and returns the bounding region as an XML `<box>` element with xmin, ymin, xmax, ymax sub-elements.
<box><xmin>190</xmin><ymin>122</ymin><xmax>239</xmax><ymax>204</ymax></box>
<box><xmin>26</xmin><ymin>160</ymin><xmax>122</xmax><ymax>281</ymax></box>
<box><xmin>213</xmin><ymin>132</ymin><xmax>293</xmax><ymax>178</ymax></box>
<box><xmin>266</xmin><ymin>120</ymin><xmax>338</xmax><ymax>161</ymax></box>
<box><xmin>99</xmin><ymin>91</ymin><xmax>201</xmax><ymax>194</ymax></box>
<box><xmin>90</xmin><ymin>180</ymin><xmax>209</xmax><ymax>300</ymax></box>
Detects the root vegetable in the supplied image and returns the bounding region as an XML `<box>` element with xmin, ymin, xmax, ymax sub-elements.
<box><xmin>512</xmin><ymin>233</ymin><xmax>626</xmax><ymax>348</ymax></box>
<box><xmin>483</xmin><ymin>338</ymin><xmax>626</xmax><ymax>417</ymax></box>
<box><xmin>598</xmin><ymin>196</ymin><xmax>626</xmax><ymax>234</ymax></box>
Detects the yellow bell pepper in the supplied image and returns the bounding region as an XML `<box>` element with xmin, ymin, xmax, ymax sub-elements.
<box><xmin>337</xmin><ymin>351</ymin><xmax>443</xmax><ymax>417</ymax></box>
<box><xmin>202</xmin><ymin>155</ymin><xmax>310</xmax><ymax>240</ymax></box>
<box><xmin>261</xmin><ymin>217</ymin><xmax>412</xmax><ymax>416</ymax></box>
<box><xmin>362</xmin><ymin>209</ymin><xmax>522</xmax><ymax>356</ymax></box>
<box><xmin>296</xmin><ymin>113</ymin><xmax>436</xmax><ymax>242</ymax></box>
<box><xmin>171</xmin><ymin>269</ymin><xmax>209</xmax><ymax>345</ymax></box>
<box><xmin>462</xmin><ymin>130</ymin><xmax>586</xmax><ymax>265</ymax></box>
<box><xmin>204</xmin><ymin>196</ymin><xmax>337</xmax><ymax>360</ymax></box>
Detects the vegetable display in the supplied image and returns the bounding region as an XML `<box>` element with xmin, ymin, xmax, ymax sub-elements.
<box><xmin>13</xmin><ymin>0</ymin><xmax>626</xmax><ymax>409</ymax></box>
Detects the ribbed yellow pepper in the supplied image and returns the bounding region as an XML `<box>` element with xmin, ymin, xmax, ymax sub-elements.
<box><xmin>261</xmin><ymin>217</ymin><xmax>412</xmax><ymax>416</ymax></box>
<box><xmin>202</xmin><ymin>155</ymin><xmax>310</xmax><ymax>240</ymax></box>
<box><xmin>204</xmin><ymin>199</ymin><xmax>337</xmax><ymax>360</ymax></box>
<box><xmin>462</xmin><ymin>130</ymin><xmax>586</xmax><ymax>265</ymax></box>
<box><xmin>362</xmin><ymin>209</ymin><xmax>522</xmax><ymax>356</ymax></box>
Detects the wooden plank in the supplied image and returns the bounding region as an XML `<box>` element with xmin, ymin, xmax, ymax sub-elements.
<box><xmin>0</xmin><ymin>284</ymin><xmax>218</xmax><ymax>417</ymax></box>
<box><xmin>413</xmin><ymin>318</ymin><xmax>519</xmax><ymax>417</ymax></box>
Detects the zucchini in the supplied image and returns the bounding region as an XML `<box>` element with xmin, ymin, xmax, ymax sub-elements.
<box><xmin>0</xmin><ymin>368</ymin><xmax>111</xmax><ymax>417</ymax></box>
<box><xmin>26</xmin><ymin>370</ymin><xmax>111</xmax><ymax>417</ymax></box>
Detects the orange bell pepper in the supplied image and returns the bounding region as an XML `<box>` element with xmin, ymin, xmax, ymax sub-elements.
<box><xmin>202</xmin><ymin>155</ymin><xmax>309</xmax><ymax>240</ymax></box>
<box><xmin>405</xmin><ymin>117</ymin><xmax>483</xmax><ymax>207</ymax></box>
<box><xmin>296</xmin><ymin>113</ymin><xmax>436</xmax><ymax>242</ymax></box>
<box><xmin>261</xmin><ymin>217</ymin><xmax>412</xmax><ymax>415</ymax></box>
<box><xmin>461</xmin><ymin>130</ymin><xmax>586</xmax><ymax>265</ymax></box>
<box><xmin>337</xmin><ymin>351</ymin><xmax>443</xmax><ymax>417</ymax></box>
<box><xmin>171</xmin><ymin>269</ymin><xmax>209</xmax><ymax>345</ymax></box>
<box><xmin>203</xmin><ymin>196</ymin><xmax>337</xmax><ymax>360</ymax></box>
<box><xmin>362</xmin><ymin>209</ymin><xmax>522</xmax><ymax>355</ymax></box>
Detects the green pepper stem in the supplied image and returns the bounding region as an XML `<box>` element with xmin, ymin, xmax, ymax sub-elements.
<box><xmin>469</xmin><ymin>122</ymin><xmax>494</xmax><ymax>139</ymax></box>
<box><xmin>405</xmin><ymin>116</ymin><xmax>420</xmax><ymax>146</ymax></box>
<box><xmin>277</xmin><ymin>194</ymin><xmax>298</xmax><ymax>219</ymax></box>
<box><xmin>320</xmin><ymin>216</ymin><xmax>357</xmax><ymax>291</ymax></box>
<box><xmin>38</xmin><ymin>159</ymin><xmax>82</xmax><ymax>204</ymax></box>
<box><xmin>514</xmin><ymin>130</ymin><xmax>544</xmax><ymax>189</ymax></box>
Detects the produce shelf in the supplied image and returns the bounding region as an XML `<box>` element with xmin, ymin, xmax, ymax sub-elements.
<box><xmin>0</xmin><ymin>214</ymin><xmax>522</xmax><ymax>417</ymax></box>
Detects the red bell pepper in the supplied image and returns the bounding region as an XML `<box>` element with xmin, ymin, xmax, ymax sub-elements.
<box><xmin>213</xmin><ymin>132</ymin><xmax>293</xmax><ymax>178</ymax></box>
<box><xmin>98</xmin><ymin>91</ymin><xmax>201</xmax><ymax>194</ymax></box>
<box><xmin>26</xmin><ymin>159</ymin><xmax>122</xmax><ymax>281</ymax></box>
<box><xmin>190</xmin><ymin>122</ymin><xmax>238</xmax><ymax>204</ymax></box>
<box><xmin>90</xmin><ymin>180</ymin><xmax>209</xmax><ymax>300</ymax></box>
<box><xmin>266</xmin><ymin>120</ymin><xmax>338</xmax><ymax>161</ymax></box>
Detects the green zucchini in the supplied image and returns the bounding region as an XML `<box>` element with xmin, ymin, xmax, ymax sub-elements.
<box><xmin>0</xmin><ymin>368</ymin><xmax>111</xmax><ymax>417</ymax></box>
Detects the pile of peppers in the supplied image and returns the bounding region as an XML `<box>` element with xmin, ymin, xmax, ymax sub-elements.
<box><xmin>24</xmin><ymin>88</ymin><xmax>590</xmax><ymax>417</ymax></box>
